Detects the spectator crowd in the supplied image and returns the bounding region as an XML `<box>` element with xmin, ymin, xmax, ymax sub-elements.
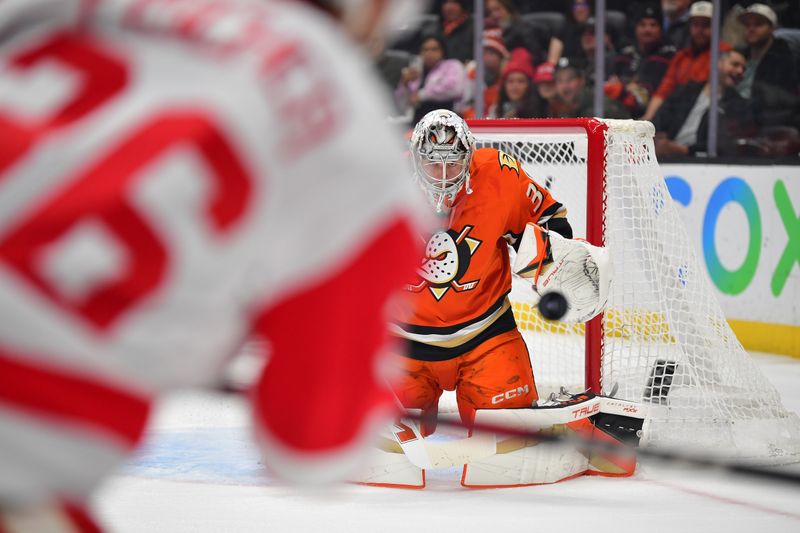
<box><xmin>374</xmin><ymin>0</ymin><xmax>800</xmax><ymax>157</ymax></box>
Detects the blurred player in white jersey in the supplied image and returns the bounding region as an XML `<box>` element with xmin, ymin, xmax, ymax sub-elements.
<box><xmin>0</xmin><ymin>0</ymin><xmax>427</xmax><ymax>530</ymax></box>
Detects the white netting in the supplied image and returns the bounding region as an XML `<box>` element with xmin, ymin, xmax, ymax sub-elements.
<box><xmin>471</xmin><ymin>119</ymin><xmax>800</xmax><ymax>465</ymax></box>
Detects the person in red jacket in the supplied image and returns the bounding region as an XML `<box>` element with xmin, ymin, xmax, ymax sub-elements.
<box><xmin>490</xmin><ymin>47</ymin><xmax>548</xmax><ymax>119</ymax></box>
<box><xmin>642</xmin><ymin>1</ymin><xmax>731</xmax><ymax>121</ymax></box>
<box><xmin>607</xmin><ymin>5</ymin><xmax>676</xmax><ymax>118</ymax></box>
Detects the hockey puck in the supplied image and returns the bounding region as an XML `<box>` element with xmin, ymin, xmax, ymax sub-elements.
<box><xmin>538</xmin><ymin>292</ymin><xmax>568</xmax><ymax>321</ymax></box>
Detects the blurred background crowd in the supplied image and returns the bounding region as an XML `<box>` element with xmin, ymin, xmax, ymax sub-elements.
<box><xmin>372</xmin><ymin>0</ymin><xmax>800</xmax><ymax>158</ymax></box>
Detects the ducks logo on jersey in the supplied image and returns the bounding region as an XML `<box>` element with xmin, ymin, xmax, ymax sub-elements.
<box><xmin>407</xmin><ymin>225</ymin><xmax>482</xmax><ymax>301</ymax></box>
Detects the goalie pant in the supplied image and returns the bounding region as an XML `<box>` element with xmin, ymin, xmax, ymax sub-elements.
<box><xmin>461</xmin><ymin>394</ymin><xmax>647</xmax><ymax>488</ymax></box>
<box><xmin>392</xmin><ymin>329</ymin><xmax>539</xmax><ymax>436</ymax></box>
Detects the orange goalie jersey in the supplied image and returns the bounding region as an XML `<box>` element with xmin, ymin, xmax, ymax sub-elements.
<box><xmin>395</xmin><ymin>147</ymin><xmax>569</xmax><ymax>361</ymax></box>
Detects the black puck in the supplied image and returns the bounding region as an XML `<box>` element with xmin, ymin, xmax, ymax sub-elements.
<box><xmin>538</xmin><ymin>292</ymin><xmax>568</xmax><ymax>321</ymax></box>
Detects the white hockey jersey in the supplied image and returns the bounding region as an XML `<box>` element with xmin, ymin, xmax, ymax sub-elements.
<box><xmin>0</xmin><ymin>0</ymin><xmax>425</xmax><ymax>511</ymax></box>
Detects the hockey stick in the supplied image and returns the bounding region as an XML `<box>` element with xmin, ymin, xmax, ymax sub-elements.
<box><xmin>404</xmin><ymin>411</ymin><xmax>800</xmax><ymax>488</ymax></box>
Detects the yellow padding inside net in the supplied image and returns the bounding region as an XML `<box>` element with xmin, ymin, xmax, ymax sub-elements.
<box><xmin>511</xmin><ymin>301</ymin><xmax>674</xmax><ymax>343</ymax></box>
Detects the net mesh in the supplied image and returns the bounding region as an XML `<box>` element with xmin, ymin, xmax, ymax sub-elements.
<box><xmin>471</xmin><ymin>119</ymin><xmax>800</xmax><ymax>464</ymax></box>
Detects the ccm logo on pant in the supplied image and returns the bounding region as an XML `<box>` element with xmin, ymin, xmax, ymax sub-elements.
<box><xmin>491</xmin><ymin>385</ymin><xmax>530</xmax><ymax>404</ymax></box>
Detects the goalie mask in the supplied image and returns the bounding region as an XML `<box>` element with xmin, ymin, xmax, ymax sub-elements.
<box><xmin>410</xmin><ymin>109</ymin><xmax>475</xmax><ymax>213</ymax></box>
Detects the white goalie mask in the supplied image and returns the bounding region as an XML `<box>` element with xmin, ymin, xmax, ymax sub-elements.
<box><xmin>410</xmin><ymin>109</ymin><xmax>475</xmax><ymax>213</ymax></box>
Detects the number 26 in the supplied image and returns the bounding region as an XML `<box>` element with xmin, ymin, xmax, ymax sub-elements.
<box><xmin>0</xmin><ymin>33</ymin><xmax>253</xmax><ymax>331</ymax></box>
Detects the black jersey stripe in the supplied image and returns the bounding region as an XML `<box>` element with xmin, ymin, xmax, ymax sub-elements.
<box><xmin>395</xmin><ymin>292</ymin><xmax>509</xmax><ymax>336</ymax></box>
<box><xmin>402</xmin><ymin>307</ymin><xmax>518</xmax><ymax>361</ymax></box>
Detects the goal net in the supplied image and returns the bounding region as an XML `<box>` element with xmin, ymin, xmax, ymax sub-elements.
<box><xmin>466</xmin><ymin>118</ymin><xmax>800</xmax><ymax>465</ymax></box>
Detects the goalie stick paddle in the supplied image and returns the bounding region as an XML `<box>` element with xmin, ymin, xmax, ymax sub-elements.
<box><xmin>403</xmin><ymin>411</ymin><xmax>800</xmax><ymax>488</ymax></box>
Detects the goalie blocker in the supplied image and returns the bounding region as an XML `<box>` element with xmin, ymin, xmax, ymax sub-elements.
<box><xmin>462</xmin><ymin>392</ymin><xmax>647</xmax><ymax>488</ymax></box>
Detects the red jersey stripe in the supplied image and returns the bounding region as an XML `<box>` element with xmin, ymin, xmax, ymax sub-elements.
<box><xmin>62</xmin><ymin>502</ymin><xmax>103</xmax><ymax>533</ymax></box>
<box><xmin>0</xmin><ymin>349</ymin><xmax>150</xmax><ymax>446</ymax></box>
<box><xmin>251</xmin><ymin>216</ymin><xmax>418</xmax><ymax>451</ymax></box>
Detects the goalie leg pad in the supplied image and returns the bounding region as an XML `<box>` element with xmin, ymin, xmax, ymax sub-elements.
<box><xmin>461</xmin><ymin>436</ymin><xmax>588</xmax><ymax>488</ymax></box>
<box><xmin>461</xmin><ymin>393</ymin><xmax>646</xmax><ymax>486</ymax></box>
<box><xmin>461</xmin><ymin>408</ymin><xmax>591</xmax><ymax>488</ymax></box>
<box><xmin>350</xmin><ymin>428</ymin><xmax>425</xmax><ymax>489</ymax></box>
<box><xmin>351</xmin><ymin>444</ymin><xmax>425</xmax><ymax>489</ymax></box>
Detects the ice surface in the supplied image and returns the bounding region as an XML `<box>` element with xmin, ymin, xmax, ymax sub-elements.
<box><xmin>94</xmin><ymin>352</ymin><xmax>800</xmax><ymax>532</ymax></box>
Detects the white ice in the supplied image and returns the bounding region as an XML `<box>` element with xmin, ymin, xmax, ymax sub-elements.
<box><xmin>94</xmin><ymin>352</ymin><xmax>800</xmax><ymax>533</ymax></box>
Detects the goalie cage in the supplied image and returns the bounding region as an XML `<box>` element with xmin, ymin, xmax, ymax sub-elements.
<box><xmin>461</xmin><ymin>118</ymin><xmax>800</xmax><ymax>465</ymax></box>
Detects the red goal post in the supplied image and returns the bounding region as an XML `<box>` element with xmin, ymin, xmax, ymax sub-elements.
<box><xmin>466</xmin><ymin>118</ymin><xmax>800</xmax><ymax>464</ymax></box>
<box><xmin>467</xmin><ymin>118</ymin><xmax>612</xmax><ymax>396</ymax></box>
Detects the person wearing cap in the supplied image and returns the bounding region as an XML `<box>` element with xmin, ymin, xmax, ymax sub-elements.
<box><xmin>533</xmin><ymin>61</ymin><xmax>557</xmax><ymax>113</ymax></box>
<box><xmin>461</xmin><ymin>29</ymin><xmax>510</xmax><ymax>119</ymax></box>
<box><xmin>652</xmin><ymin>49</ymin><xmax>755</xmax><ymax>156</ymax></box>
<box><xmin>642</xmin><ymin>1</ymin><xmax>732</xmax><ymax>121</ymax></box>
<box><xmin>550</xmin><ymin>57</ymin><xmax>630</xmax><ymax>119</ymax></box>
<box><xmin>736</xmin><ymin>3</ymin><xmax>800</xmax><ymax>130</ymax></box>
<box><xmin>661</xmin><ymin>0</ymin><xmax>692</xmax><ymax>48</ymax></box>
<box><xmin>490</xmin><ymin>47</ymin><xmax>548</xmax><ymax>119</ymax></box>
<box><xmin>608</xmin><ymin>5</ymin><xmax>677</xmax><ymax>118</ymax></box>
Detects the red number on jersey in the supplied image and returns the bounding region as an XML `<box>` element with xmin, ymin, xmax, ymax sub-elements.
<box><xmin>0</xmin><ymin>32</ymin><xmax>127</xmax><ymax>175</ymax></box>
<box><xmin>0</xmin><ymin>33</ymin><xmax>253</xmax><ymax>331</ymax></box>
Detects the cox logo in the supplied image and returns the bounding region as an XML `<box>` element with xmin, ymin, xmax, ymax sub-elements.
<box><xmin>665</xmin><ymin>175</ymin><xmax>798</xmax><ymax>296</ymax></box>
